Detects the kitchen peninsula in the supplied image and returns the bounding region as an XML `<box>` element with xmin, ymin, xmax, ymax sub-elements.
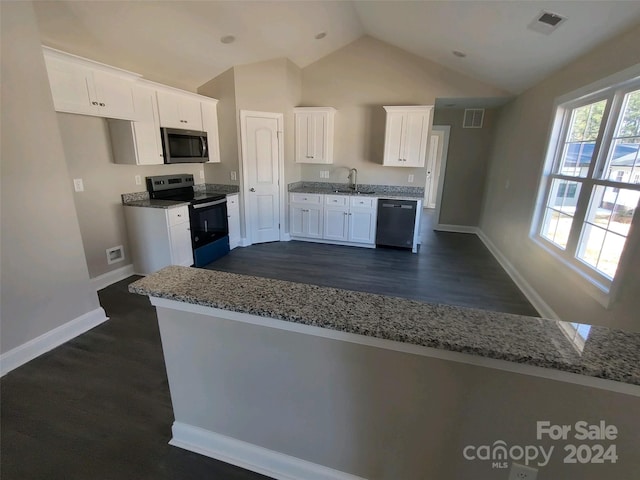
<box><xmin>130</xmin><ymin>266</ymin><xmax>640</xmax><ymax>480</ymax></box>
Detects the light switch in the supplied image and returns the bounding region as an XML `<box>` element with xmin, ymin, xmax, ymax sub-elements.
<box><xmin>135</xmin><ymin>175</ymin><xmax>142</xmax><ymax>185</ymax></box>
<box><xmin>231</xmin><ymin>171</ymin><xmax>237</xmax><ymax>181</ymax></box>
<box><xmin>199</xmin><ymin>170</ymin><xmax>205</xmax><ymax>180</ymax></box>
<box><xmin>73</xmin><ymin>178</ymin><xmax>84</xmax><ymax>192</ymax></box>
<box><xmin>408</xmin><ymin>174</ymin><xmax>414</xmax><ymax>183</ymax></box>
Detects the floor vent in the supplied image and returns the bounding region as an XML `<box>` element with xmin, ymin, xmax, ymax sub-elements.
<box><xmin>106</xmin><ymin>245</ymin><xmax>125</xmax><ymax>264</ymax></box>
<box><xmin>463</xmin><ymin>109</ymin><xmax>484</xmax><ymax>129</ymax></box>
<box><xmin>528</xmin><ymin>10</ymin><xmax>567</xmax><ymax>35</ymax></box>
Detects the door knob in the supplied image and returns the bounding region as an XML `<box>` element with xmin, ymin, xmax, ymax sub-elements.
<box><xmin>249</xmin><ymin>188</ymin><xmax>255</xmax><ymax>192</ymax></box>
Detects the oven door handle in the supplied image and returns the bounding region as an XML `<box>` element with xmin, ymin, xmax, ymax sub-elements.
<box><xmin>192</xmin><ymin>198</ymin><xmax>227</xmax><ymax>209</ymax></box>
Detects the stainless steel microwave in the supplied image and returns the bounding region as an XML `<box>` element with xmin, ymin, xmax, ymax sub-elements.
<box><xmin>161</xmin><ymin>128</ymin><xmax>208</xmax><ymax>163</ymax></box>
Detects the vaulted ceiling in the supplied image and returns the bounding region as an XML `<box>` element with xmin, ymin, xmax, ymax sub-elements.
<box><xmin>33</xmin><ymin>1</ymin><xmax>640</xmax><ymax>94</ymax></box>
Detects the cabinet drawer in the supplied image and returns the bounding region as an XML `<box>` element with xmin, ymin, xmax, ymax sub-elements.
<box><xmin>325</xmin><ymin>195</ymin><xmax>348</xmax><ymax>206</ymax></box>
<box><xmin>167</xmin><ymin>206</ymin><xmax>189</xmax><ymax>226</ymax></box>
<box><xmin>290</xmin><ymin>193</ymin><xmax>322</xmax><ymax>205</ymax></box>
<box><xmin>350</xmin><ymin>197</ymin><xmax>376</xmax><ymax>209</ymax></box>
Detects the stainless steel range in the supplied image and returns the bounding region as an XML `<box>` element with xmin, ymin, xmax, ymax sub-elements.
<box><xmin>146</xmin><ymin>174</ymin><xmax>229</xmax><ymax>267</ymax></box>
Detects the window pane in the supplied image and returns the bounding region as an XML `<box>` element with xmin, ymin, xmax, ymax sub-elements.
<box><xmin>541</xmin><ymin>208</ymin><xmax>574</xmax><ymax>249</ymax></box>
<box><xmin>601</xmin><ymin>89</ymin><xmax>640</xmax><ymax>182</ymax></box>
<box><xmin>577</xmin><ymin>223</ymin><xmax>606</xmax><ymax>268</ymax></box>
<box><xmin>577</xmin><ymin>186</ymin><xmax>638</xmax><ymax>279</ymax></box>
<box><xmin>547</xmin><ymin>179</ymin><xmax>581</xmax><ymax>214</ymax></box>
<box><xmin>558</xmin><ymin>100</ymin><xmax>607</xmax><ymax>177</ymax></box>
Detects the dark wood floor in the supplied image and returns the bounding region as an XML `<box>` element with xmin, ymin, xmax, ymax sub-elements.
<box><xmin>0</xmin><ymin>278</ymin><xmax>271</xmax><ymax>480</ymax></box>
<box><xmin>1</xmin><ymin>210</ymin><xmax>536</xmax><ymax>479</ymax></box>
<box><xmin>207</xmin><ymin>210</ymin><xmax>538</xmax><ymax>316</ymax></box>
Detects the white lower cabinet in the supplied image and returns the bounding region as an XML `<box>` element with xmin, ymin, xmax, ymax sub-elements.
<box><xmin>227</xmin><ymin>193</ymin><xmax>241</xmax><ymax>249</ymax></box>
<box><xmin>124</xmin><ymin>205</ymin><xmax>193</xmax><ymax>275</ymax></box>
<box><xmin>290</xmin><ymin>193</ymin><xmax>377</xmax><ymax>246</ymax></box>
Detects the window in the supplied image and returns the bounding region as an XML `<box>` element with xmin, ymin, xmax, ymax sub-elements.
<box><xmin>534</xmin><ymin>77</ymin><xmax>640</xmax><ymax>295</ymax></box>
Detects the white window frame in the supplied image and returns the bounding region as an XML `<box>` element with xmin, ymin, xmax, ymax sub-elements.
<box><xmin>531</xmin><ymin>66</ymin><xmax>640</xmax><ymax>308</ymax></box>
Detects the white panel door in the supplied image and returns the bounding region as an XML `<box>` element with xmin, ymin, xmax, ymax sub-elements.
<box><xmin>44</xmin><ymin>56</ymin><xmax>96</xmax><ymax>115</ymax></box>
<box><xmin>92</xmin><ymin>70</ymin><xmax>136</xmax><ymax>120</ymax></box>
<box><xmin>169</xmin><ymin>222</ymin><xmax>194</xmax><ymax>267</ymax></box>
<box><xmin>425</xmin><ymin>131</ymin><xmax>443</xmax><ymax>208</ymax></box>
<box><xmin>242</xmin><ymin>112</ymin><xmax>281</xmax><ymax>244</ymax></box>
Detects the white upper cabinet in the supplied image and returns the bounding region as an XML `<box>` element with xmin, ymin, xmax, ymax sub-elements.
<box><xmin>201</xmin><ymin>100</ymin><xmax>221</xmax><ymax>163</ymax></box>
<box><xmin>156</xmin><ymin>89</ymin><xmax>203</xmax><ymax>130</ymax></box>
<box><xmin>294</xmin><ymin>107</ymin><xmax>336</xmax><ymax>164</ymax></box>
<box><xmin>382</xmin><ymin>106</ymin><xmax>433</xmax><ymax>167</ymax></box>
<box><xmin>108</xmin><ymin>84</ymin><xmax>164</xmax><ymax>165</ymax></box>
<box><xmin>43</xmin><ymin>47</ymin><xmax>139</xmax><ymax>120</ymax></box>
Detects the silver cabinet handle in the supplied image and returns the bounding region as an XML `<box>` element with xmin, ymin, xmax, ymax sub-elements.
<box><xmin>91</xmin><ymin>101</ymin><xmax>98</xmax><ymax>106</ymax></box>
<box><xmin>250</xmin><ymin>188</ymin><xmax>256</xmax><ymax>192</ymax></box>
<box><xmin>99</xmin><ymin>102</ymin><xmax>105</xmax><ymax>107</ymax></box>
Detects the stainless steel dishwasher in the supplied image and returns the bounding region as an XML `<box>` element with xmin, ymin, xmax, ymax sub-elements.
<box><xmin>375</xmin><ymin>199</ymin><xmax>417</xmax><ymax>249</ymax></box>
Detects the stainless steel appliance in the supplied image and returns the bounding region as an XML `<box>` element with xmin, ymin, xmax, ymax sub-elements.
<box><xmin>160</xmin><ymin>128</ymin><xmax>209</xmax><ymax>163</ymax></box>
<box><xmin>146</xmin><ymin>174</ymin><xmax>229</xmax><ymax>266</ymax></box>
<box><xmin>375</xmin><ymin>199</ymin><xmax>417</xmax><ymax>249</ymax></box>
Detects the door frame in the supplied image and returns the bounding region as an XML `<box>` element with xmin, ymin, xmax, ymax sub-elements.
<box><xmin>428</xmin><ymin>125</ymin><xmax>451</xmax><ymax>227</ymax></box>
<box><xmin>239</xmin><ymin>110</ymin><xmax>285</xmax><ymax>245</ymax></box>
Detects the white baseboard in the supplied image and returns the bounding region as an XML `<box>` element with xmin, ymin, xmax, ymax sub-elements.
<box><xmin>90</xmin><ymin>264</ymin><xmax>135</xmax><ymax>292</ymax></box>
<box><xmin>0</xmin><ymin>307</ymin><xmax>109</xmax><ymax>376</ymax></box>
<box><xmin>239</xmin><ymin>238</ymin><xmax>251</xmax><ymax>247</ymax></box>
<box><xmin>476</xmin><ymin>229</ymin><xmax>559</xmax><ymax>320</ymax></box>
<box><xmin>433</xmin><ymin>224</ymin><xmax>479</xmax><ymax>234</ymax></box>
<box><xmin>170</xmin><ymin>422</ymin><xmax>367</xmax><ymax>480</ymax></box>
<box><xmin>281</xmin><ymin>233</ymin><xmax>292</xmax><ymax>241</ymax></box>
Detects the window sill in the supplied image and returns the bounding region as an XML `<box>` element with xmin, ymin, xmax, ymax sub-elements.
<box><xmin>529</xmin><ymin>236</ymin><xmax>613</xmax><ymax>309</ymax></box>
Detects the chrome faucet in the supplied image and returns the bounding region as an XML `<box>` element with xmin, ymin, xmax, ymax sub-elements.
<box><xmin>348</xmin><ymin>168</ymin><xmax>358</xmax><ymax>191</ymax></box>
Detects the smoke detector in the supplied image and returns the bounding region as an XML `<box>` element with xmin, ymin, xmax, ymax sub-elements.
<box><xmin>528</xmin><ymin>10</ymin><xmax>567</xmax><ymax>35</ymax></box>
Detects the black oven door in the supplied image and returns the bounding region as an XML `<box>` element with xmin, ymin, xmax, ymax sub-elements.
<box><xmin>189</xmin><ymin>198</ymin><xmax>229</xmax><ymax>250</ymax></box>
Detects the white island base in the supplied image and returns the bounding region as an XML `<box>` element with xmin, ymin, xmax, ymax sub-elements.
<box><xmin>149</xmin><ymin>296</ymin><xmax>640</xmax><ymax>480</ymax></box>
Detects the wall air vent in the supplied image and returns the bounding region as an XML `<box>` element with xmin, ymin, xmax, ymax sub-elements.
<box><xmin>528</xmin><ymin>10</ymin><xmax>567</xmax><ymax>35</ymax></box>
<box><xmin>463</xmin><ymin>109</ymin><xmax>484</xmax><ymax>129</ymax></box>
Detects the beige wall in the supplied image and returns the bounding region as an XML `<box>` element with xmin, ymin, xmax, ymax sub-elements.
<box><xmin>0</xmin><ymin>1</ymin><xmax>100</xmax><ymax>354</ymax></box>
<box><xmin>299</xmin><ymin>36</ymin><xmax>509</xmax><ymax>187</ymax></box>
<box><xmin>57</xmin><ymin>114</ymin><xmax>204</xmax><ymax>279</ymax></box>
<box><xmin>433</xmin><ymin>108</ymin><xmax>499</xmax><ymax>226</ymax></box>
<box><xmin>480</xmin><ymin>24</ymin><xmax>640</xmax><ymax>331</ymax></box>
<box><xmin>198</xmin><ymin>67</ymin><xmax>239</xmax><ymax>186</ymax></box>
<box><xmin>199</xmin><ymin>58</ymin><xmax>303</xmax><ymax>235</ymax></box>
<box><xmin>159</xmin><ymin>307</ymin><xmax>640</xmax><ymax>480</ymax></box>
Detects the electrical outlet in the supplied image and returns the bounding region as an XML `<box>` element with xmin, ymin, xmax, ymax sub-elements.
<box><xmin>320</xmin><ymin>170</ymin><xmax>330</xmax><ymax>179</ymax></box>
<box><xmin>408</xmin><ymin>174</ymin><xmax>414</xmax><ymax>183</ymax></box>
<box><xmin>508</xmin><ymin>463</ymin><xmax>538</xmax><ymax>480</ymax></box>
<box><xmin>73</xmin><ymin>178</ymin><xmax>84</xmax><ymax>192</ymax></box>
<box><xmin>135</xmin><ymin>175</ymin><xmax>142</xmax><ymax>186</ymax></box>
<box><xmin>199</xmin><ymin>170</ymin><xmax>205</xmax><ymax>180</ymax></box>
<box><xmin>231</xmin><ymin>171</ymin><xmax>237</xmax><ymax>181</ymax></box>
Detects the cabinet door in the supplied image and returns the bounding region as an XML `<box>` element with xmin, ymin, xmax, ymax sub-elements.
<box><xmin>169</xmin><ymin>222</ymin><xmax>194</xmax><ymax>267</ymax></box>
<box><xmin>295</xmin><ymin>112</ymin><xmax>314</xmax><ymax>162</ymax></box>
<box><xmin>201</xmin><ymin>101</ymin><xmax>221</xmax><ymax>163</ymax></box>
<box><xmin>403</xmin><ymin>111</ymin><xmax>429</xmax><ymax>167</ymax></box>
<box><xmin>383</xmin><ymin>112</ymin><xmax>406</xmax><ymax>166</ymax></box>
<box><xmin>311</xmin><ymin>114</ymin><xmax>328</xmax><ymax>163</ymax></box>
<box><xmin>44</xmin><ymin>56</ymin><xmax>96</xmax><ymax>115</ymax></box>
<box><xmin>349</xmin><ymin>209</ymin><xmax>377</xmax><ymax>244</ymax></box>
<box><xmin>290</xmin><ymin>205</ymin><xmax>323</xmax><ymax>238</ymax></box>
<box><xmin>227</xmin><ymin>194</ymin><xmax>241</xmax><ymax>249</ymax></box>
<box><xmin>157</xmin><ymin>90</ymin><xmax>203</xmax><ymax>129</ymax></box>
<box><xmin>132</xmin><ymin>86</ymin><xmax>163</xmax><ymax>165</ymax></box>
<box><xmin>323</xmin><ymin>206</ymin><xmax>349</xmax><ymax>241</ymax></box>
<box><xmin>92</xmin><ymin>70</ymin><xmax>137</xmax><ymax>120</ymax></box>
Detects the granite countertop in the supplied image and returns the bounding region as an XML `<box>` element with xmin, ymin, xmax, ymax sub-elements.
<box><xmin>129</xmin><ymin>266</ymin><xmax>640</xmax><ymax>386</ymax></box>
<box><xmin>289</xmin><ymin>186</ymin><xmax>424</xmax><ymax>201</ymax></box>
<box><xmin>123</xmin><ymin>199</ymin><xmax>190</xmax><ymax>209</ymax></box>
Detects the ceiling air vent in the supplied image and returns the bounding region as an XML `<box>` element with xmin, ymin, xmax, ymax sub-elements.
<box><xmin>528</xmin><ymin>10</ymin><xmax>567</xmax><ymax>35</ymax></box>
<box><xmin>463</xmin><ymin>109</ymin><xmax>484</xmax><ymax>129</ymax></box>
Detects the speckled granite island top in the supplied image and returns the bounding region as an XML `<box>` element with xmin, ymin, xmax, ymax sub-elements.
<box><xmin>129</xmin><ymin>266</ymin><xmax>640</xmax><ymax>386</ymax></box>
